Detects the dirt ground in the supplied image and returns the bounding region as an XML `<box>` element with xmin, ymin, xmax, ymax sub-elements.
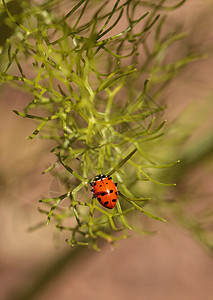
<box><xmin>1</xmin><ymin>1</ymin><xmax>213</xmax><ymax>300</ymax></box>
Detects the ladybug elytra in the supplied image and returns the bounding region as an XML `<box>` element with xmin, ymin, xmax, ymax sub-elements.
<box><xmin>90</xmin><ymin>174</ymin><xmax>118</xmax><ymax>209</ymax></box>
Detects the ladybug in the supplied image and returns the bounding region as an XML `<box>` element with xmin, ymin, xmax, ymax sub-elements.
<box><xmin>90</xmin><ymin>174</ymin><xmax>118</xmax><ymax>209</ymax></box>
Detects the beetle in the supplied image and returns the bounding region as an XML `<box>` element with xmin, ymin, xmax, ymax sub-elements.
<box><xmin>90</xmin><ymin>174</ymin><xmax>118</xmax><ymax>209</ymax></box>
<box><xmin>90</xmin><ymin>148</ymin><xmax>137</xmax><ymax>209</ymax></box>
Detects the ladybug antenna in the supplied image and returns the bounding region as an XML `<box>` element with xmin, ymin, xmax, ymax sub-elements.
<box><xmin>106</xmin><ymin>148</ymin><xmax>137</xmax><ymax>177</ymax></box>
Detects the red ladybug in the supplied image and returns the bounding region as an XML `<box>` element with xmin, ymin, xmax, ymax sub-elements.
<box><xmin>90</xmin><ymin>174</ymin><xmax>118</xmax><ymax>209</ymax></box>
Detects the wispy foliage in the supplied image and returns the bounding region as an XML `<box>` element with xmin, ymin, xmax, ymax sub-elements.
<box><xmin>1</xmin><ymin>0</ymin><xmax>198</xmax><ymax>249</ymax></box>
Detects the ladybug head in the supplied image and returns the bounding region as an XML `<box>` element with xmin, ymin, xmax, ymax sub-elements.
<box><xmin>90</xmin><ymin>174</ymin><xmax>107</xmax><ymax>187</ymax></box>
<box><xmin>93</xmin><ymin>174</ymin><xmax>106</xmax><ymax>181</ymax></box>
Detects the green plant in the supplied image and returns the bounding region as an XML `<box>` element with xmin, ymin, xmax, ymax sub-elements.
<box><xmin>1</xmin><ymin>0</ymin><xmax>199</xmax><ymax>250</ymax></box>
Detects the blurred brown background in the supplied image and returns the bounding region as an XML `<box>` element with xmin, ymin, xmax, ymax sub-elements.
<box><xmin>1</xmin><ymin>1</ymin><xmax>213</xmax><ymax>300</ymax></box>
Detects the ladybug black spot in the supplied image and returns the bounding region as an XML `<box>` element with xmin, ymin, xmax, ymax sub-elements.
<box><xmin>110</xmin><ymin>190</ymin><xmax>113</xmax><ymax>193</ymax></box>
<box><xmin>104</xmin><ymin>201</ymin><xmax>109</xmax><ymax>205</ymax></box>
<box><xmin>106</xmin><ymin>182</ymin><xmax>108</xmax><ymax>184</ymax></box>
<box><xmin>94</xmin><ymin>182</ymin><xmax>96</xmax><ymax>186</ymax></box>
<box><xmin>115</xmin><ymin>191</ymin><xmax>118</xmax><ymax>195</ymax></box>
<box><xmin>99</xmin><ymin>185</ymin><xmax>102</xmax><ymax>187</ymax></box>
<box><xmin>97</xmin><ymin>198</ymin><xmax>101</xmax><ymax>202</ymax></box>
<box><xmin>112</xmin><ymin>199</ymin><xmax>116</xmax><ymax>202</ymax></box>
<box><xmin>101</xmin><ymin>192</ymin><xmax>105</xmax><ymax>196</ymax></box>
